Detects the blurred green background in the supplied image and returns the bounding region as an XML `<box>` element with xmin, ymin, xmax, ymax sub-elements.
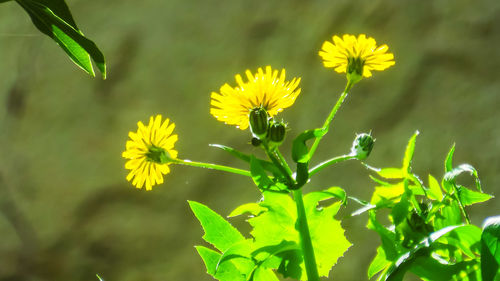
<box><xmin>1</xmin><ymin>0</ymin><xmax>499</xmax><ymax>280</ymax></box>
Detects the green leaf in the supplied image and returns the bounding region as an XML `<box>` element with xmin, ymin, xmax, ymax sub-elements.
<box><xmin>303</xmin><ymin>191</ymin><xmax>352</xmax><ymax>278</ymax></box>
<box><xmin>402</xmin><ymin>131</ymin><xmax>419</xmax><ymax>175</ymax></box>
<box><xmin>241</xmin><ymin>190</ymin><xmax>350</xmax><ymax>280</ymax></box>
<box><xmin>216</xmin><ymin>239</ymin><xmax>255</xmax><ymax>276</ymax></box>
<box><xmin>385</xmin><ymin>225</ymin><xmax>471</xmax><ymax>281</ymax></box>
<box><xmin>253</xmin><ymin>267</ymin><xmax>279</xmax><ymax>281</ymax></box>
<box><xmin>189</xmin><ymin>201</ymin><xmax>245</xmax><ymax>252</ymax></box>
<box><xmin>250</xmin><ymin>156</ymin><xmax>286</xmax><ymax>191</ymax></box>
<box><xmin>444</xmin><ymin>164</ymin><xmax>482</xmax><ymax>192</ymax></box>
<box><xmin>377</xmin><ymin>167</ymin><xmax>403</xmax><ymax>179</ymax></box>
<box><xmin>427</xmin><ymin>174</ymin><xmax>443</xmax><ymax>201</ymax></box>
<box><xmin>368</xmin><ymin>246</ymin><xmax>392</xmax><ymax>279</ymax></box>
<box><xmin>229</xmin><ymin>203</ymin><xmax>267</xmax><ymax>218</ymax></box>
<box><xmin>481</xmin><ymin>216</ymin><xmax>500</xmax><ymax>281</ymax></box>
<box><xmin>371</xmin><ymin>182</ymin><xmax>405</xmax><ymax>206</ymax></box>
<box><xmin>458</xmin><ymin>186</ymin><xmax>493</xmax><ymax>206</ymax></box>
<box><xmin>445</xmin><ymin>144</ymin><xmax>455</xmax><ymax>173</ymax></box>
<box><xmin>367</xmin><ymin>211</ymin><xmax>398</xmax><ymax>260</ymax></box>
<box><xmin>16</xmin><ymin>0</ymin><xmax>106</xmax><ymax>78</ymax></box>
<box><xmin>434</xmin><ymin>200</ymin><xmax>462</xmax><ymax>229</ymax></box>
<box><xmin>196</xmin><ymin>246</ymin><xmax>246</xmax><ymax>281</ymax></box>
<box><xmin>292</xmin><ymin>128</ymin><xmax>326</xmax><ymax>163</ymax></box>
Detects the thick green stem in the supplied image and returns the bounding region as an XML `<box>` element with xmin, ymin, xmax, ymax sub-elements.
<box><xmin>293</xmin><ymin>189</ymin><xmax>320</xmax><ymax>281</ymax></box>
<box><xmin>173</xmin><ymin>159</ymin><xmax>251</xmax><ymax>177</ymax></box>
<box><xmin>309</xmin><ymin>154</ymin><xmax>357</xmax><ymax>176</ymax></box>
<box><xmin>309</xmin><ymin>81</ymin><xmax>353</xmax><ymax>160</ymax></box>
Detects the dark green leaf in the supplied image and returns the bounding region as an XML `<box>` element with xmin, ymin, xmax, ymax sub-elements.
<box><xmin>189</xmin><ymin>201</ymin><xmax>244</xmax><ymax>252</ymax></box>
<box><xmin>482</xmin><ymin>216</ymin><xmax>500</xmax><ymax>281</ymax></box>
<box><xmin>292</xmin><ymin>128</ymin><xmax>326</xmax><ymax>163</ymax></box>
<box><xmin>16</xmin><ymin>0</ymin><xmax>106</xmax><ymax>78</ymax></box>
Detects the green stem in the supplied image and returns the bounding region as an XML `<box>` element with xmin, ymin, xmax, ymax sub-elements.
<box><xmin>262</xmin><ymin>143</ymin><xmax>295</xmax><ymax>185</ymax></box>
<box><xmin>309</xmin><ymin>154</ymin><xmax>357</xmax><ymax>176</ymax></box>
<box><xmin>275</xmin><ymin>148</ymin><xmax>293</xmax><ymax>176</ymax></box>
<box><xmin>293</xmin><ymin>189</ymin><xmax>320</xmax><ymax>281</ymax></box>
<box><xmin>309</xmin><ymin>81</ymin><xmax>353</xmax><ymax>159</ymax></box>
<box><xmin>173</xmin><ymin>159</ymin><xmax>251</xmax><ymax>177</ymax></box>
<box><xmin>451</xmin><ymin>183</ymin><xmax>471</xmax><ymax>224</ymax></box>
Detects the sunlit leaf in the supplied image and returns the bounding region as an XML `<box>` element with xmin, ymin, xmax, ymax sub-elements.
<box><xmin>189</xmin><ymin>201</ymin><xmax>245</xmax><ymax>252</ymax></box>
<box><xmin>458</xmin><ymin>186</ymin><xmax>493</xmax><ymax>206</ymax></box>
<box><xmin>196</xmin><ymin>246</ymin><xmax>246</xmax><ymax>281</ymax></box>
<box><xmin>376</xmin><ymin>168</ymin><xmax>403</xmax><ymax>179</ymax></box>
<box><xmin>16</xmin><ymin>0</ymin><xmax>106</xmax><ymax>78</ymax></box>
<box><xmin>481</xmin><ymin>216</ymin><xmax>500</xmax><ymax>281</ymax></box>
<box><xmin>402</xmin><ymin>131</ymin><xmax>419</xmax><ymax>175</ymax></box>
<box><xmin>427</xmin><ymin>174</ymin><xmax>443</xmax><ymax>201</ymax></box>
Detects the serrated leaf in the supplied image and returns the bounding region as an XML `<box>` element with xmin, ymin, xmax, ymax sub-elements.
<box><xmin>242</xmin><ymin>190</ymin><xmax>350</xmax><ymax>280</ymax></box>
<box><xmin>304</xmin><ymin>192</ymin><xmax>351</xmax><ymax>279</ymax></box>
<box><xmin>427</xmin><ymin>174</ymin><xmax>443</xmax><ymax>201</ymax></box>
<box><xmin>402</xmin><ymin>131</ymin><xmax>419</xmax><ymax>174</ymax></box>
<box><xmin>482</xmin><ymin>216</ymin><xmax>500</xmax><ymax>281</ymax></box>
<box><xmin>292</xmin><ymin>128</ymin><xmax>326</xmax><ymax>163</ymax></box>
<box><xmin>458</xmin><ymin>186</ymin><xmax>493</xmax><ymax>206</ymax></box>
<box><xmin>196</xmin><ymin>246</ymin><xmax>246</xmax><ymax>281</ymax></box>
<box><xmin>189</xmin><ymin>201</ymin><xmax>244</xmax><ymax>252</ymax></box>
<box><xmin>16</xmin><ymin>0</ymin><xmax>106</xmax><ymax>78</ymax></box>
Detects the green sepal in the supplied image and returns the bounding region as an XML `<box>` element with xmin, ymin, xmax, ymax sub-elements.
<box><xmin>292</xmin><ymin>128</ymin><xmax>326</xmax><ymax>163</ymax></box>
<box><xmin>16</xmin><ymin>0</ymin><xmax>106</xmax><ymax>78</ymax></box>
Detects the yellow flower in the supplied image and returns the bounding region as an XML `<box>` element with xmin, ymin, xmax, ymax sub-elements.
<box><xmin>122</xmin><ymin>115</ymin><xmax>178</xmax><ymax>190</ymax></box>
<box><xmin>210</xmin><ymin>66</ymin><xmax>301</xmax><ymax>130</ymax></box>
<box><xmin>319</xmin><ymin>34</ymin><xmax>395</xmax><ymax>80</ymax></box>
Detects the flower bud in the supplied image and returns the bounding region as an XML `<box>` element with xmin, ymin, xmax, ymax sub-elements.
<box><xmin>351</xmin><ymin>133</ymin><xmax>374</xmax><ymax>160</ymax></box>
<box><xmin>249</xmin><ymin>107</ymin><xmax>269</xmax><ymax>139</ymax></box>
<box><xmin>268</xmin><ymin>121</ymin><xmax>286</xmax><ymax>146</ymax></box>
<box><xmin>251</xmin><ymin>137</ymin><xmax>262</xmax><ymax>147</ymax></box>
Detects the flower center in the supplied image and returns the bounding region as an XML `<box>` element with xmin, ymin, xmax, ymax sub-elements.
<box><xmin>146</xmin><ymin>146</ymin><xmax>172</xmax><ymax>164</ymax></box>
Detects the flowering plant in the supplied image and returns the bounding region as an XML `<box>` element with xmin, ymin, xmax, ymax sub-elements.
<box><xmin>122</xmin><ymin>34</ymin><xmax>499</xmax><ymax>281</ymax></box>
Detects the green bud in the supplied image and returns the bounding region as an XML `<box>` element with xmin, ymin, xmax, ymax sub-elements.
<box><xmin>268</xmin><ymin>121</ymin><xmax>286</xmax><ymax>145</ymax></box>
<box><xmin>249</xmin><ymin>107</ymin><xmax>269</xmax><ymax>139</ymax></box>
<box><xmin>251</xmin><ymin>137</ymin><xmax>262</xmax><ymax>147</ymax></box>
<box><xmin>351</xmin><ymin>133</ymin><xmax>374</xmax><ymax>160</ymax></box>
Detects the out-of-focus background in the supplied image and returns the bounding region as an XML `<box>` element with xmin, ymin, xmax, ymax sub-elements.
<box><xmin>0</xmin><ymin>0</ymin><xmax>499</xmax><ymax>280</ymax></box>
